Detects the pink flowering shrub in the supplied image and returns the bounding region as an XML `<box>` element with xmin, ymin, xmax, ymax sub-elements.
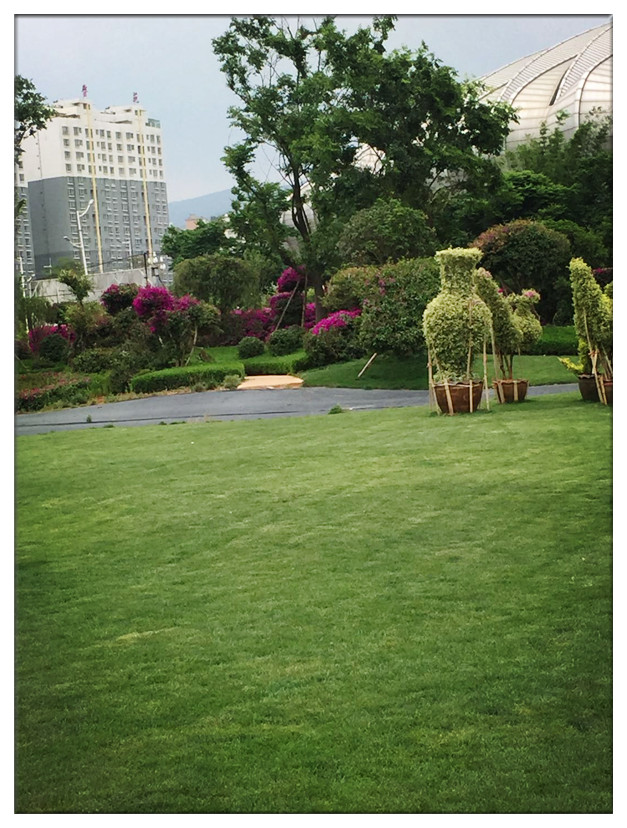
<box><xmin>101</xmin><ymin>283</ymin><xmax>140</xmax><ymax>315</ymax></box>
<box><xmin>16</xmin><ymin>372</ymin><xmax>91</xmax><ymax>412</ymax></box>
<box><xmin>311</xmin><ymin>309</ymin><xmax>361</xmax><ymax>336</ymax></box>
<box><xmin>28</xmin><ymin>324</ymin><xmax>74</xmax><ymax>356</ymax></box>
<box><xmin>277</xmin><ymin>266</ymin><xmax>305</xmax><ymax>293</ymax></box>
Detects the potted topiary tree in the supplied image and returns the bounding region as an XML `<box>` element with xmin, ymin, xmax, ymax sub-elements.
<box><xmin>568</xmin><ymin>257</ymin><xmax>612</xmax><ymax>405</ymax></box>
<box><xmin>504</xmin><ymin>288</ymin><xmax>543</xmax><ymax>401</ymax></box>
<box><xmin>423</xmin><ymin>247</ymin><xmax>492</xmax><ymax>414</ymax></box>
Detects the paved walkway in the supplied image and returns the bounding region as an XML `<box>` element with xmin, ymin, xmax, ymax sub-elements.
<box><xmin>15</xmin><ymin>382</ymin><xmax>579</xmax><ymax>436</ymax></box>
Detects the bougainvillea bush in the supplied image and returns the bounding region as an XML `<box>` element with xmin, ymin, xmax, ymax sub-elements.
<box><xmin>304</xmin><ymin>309</ymin><xmax>364</xmax><ymax>367</ymax></box>
<box><xmin>100</xmin><ymin>283</ymin><xmax>141</xmax><ymax>316</ymax></box>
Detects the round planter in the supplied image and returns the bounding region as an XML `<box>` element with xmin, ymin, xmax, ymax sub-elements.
<box><xmin>603</xmin><ymin>379</ymin><xmax>613</xmax><ymax>406</ymax></box>
<box><xmin>434</xmin><ymin>381</ymin><xmax>483</xmax><ymax>415</ymax></box>
<box><xmin>492</xmin><ymin>378</ymin><xmax>529</xmax><ymax>404</ymax></box>
<box><xmin>578</xmin><ymin>374</ymin><xmax>600</xmax><ymax>402</ymax></box>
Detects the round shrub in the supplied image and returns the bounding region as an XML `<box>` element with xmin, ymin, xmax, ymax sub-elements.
<box><xmin>72</xmin><ymin>347</ymin><xmax>115</xmax><ymax>374</ymax></box>
<box><xmin>267</xmin><ymin>326</ymin><xmax>304</xmax><ymax>356</ymax></box>
<box><xmin>238</xmin><ymin>336</ymin><xmax>266</xmax><ymax>359</ymax></box>
<box><xmin>323</xmin><ymin>265</ymin><xmax>380</xmax><ymax>313</ymax></box>
<box><xmin>473</xmin><ymin>219</ymin><xmax>571</xmax><ymax>324</ymax></box>
<box><xmin>37</xmin><ymin>332</ymin><xmax>71</xmax><ymax>365</ymax></box>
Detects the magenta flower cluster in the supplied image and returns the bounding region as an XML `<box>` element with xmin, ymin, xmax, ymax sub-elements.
<box><xmin>277</xmin><ymin>266</ymin><xmax>305</xmax><ymax>293</ymax></box>
<box><xmin>132</xmin><ymin>285</ymin><xmax>199</xmax><ymax>333</ymax></box>
<box><xmin>311</xmin><ymin>309</ymin><xmax>361</xmax><ymax>336</ymax></box>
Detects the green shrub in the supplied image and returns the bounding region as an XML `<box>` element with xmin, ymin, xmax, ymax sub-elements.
<box><xmin>38</xmin><ymin>332</ymin><xmax>71</xmax><ymax>366</ymax></box>
<box><xmin>129</xmin><ymin>363</ymin><xmax>244</xmax><ymax>394</ymax></box>
<box><xmin>237</xmin><ymin>336</ymin><xmax>266</xmax><ymax>359</ymax></box>
<box><xmin>473</xmin><ymin>219</ymin><xmax>571</xmax><ymax>324</ymax></box>
<box><xmin>222</xmin><ymin>374</ymin><xmax>242</xmax><ymax>390</ymax></box>
<box><xmin>16</xmin><ymin>373</ymin><xmax>91</xmax><ymax>412</ymax></box>
<box><xmin>267</xmin><ymin>326</ymin><xmax>304</xmax><ymax>356</ymax></box>
<box><xmin>72</xmin><ymin>347</ymin><xmax>115</xmax><ymax>374</ymax></box>
<box><xmin>323</xmin><ymin>265</ymin><xmax>380</xmax><ymax>313</ymax></box>
<box><xmin>304</xmin><ymin>322</ymin><xmax>365</xmax><ymax>368</ymax></box>
<box><xmin>109</xmin><ymin>348</ymin><xmax>156</xmax><ymax>394</ymax></box>
<box><xmin>359</xmin><ymin>257</ymin><xmax>440</xmax><ymax>357</ymax></box>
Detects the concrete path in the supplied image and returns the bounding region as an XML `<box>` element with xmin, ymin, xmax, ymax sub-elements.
<box><xmin>15</xmin><ymin>383</ymin><xmax>579</xmax><ymax>436</ymax></box>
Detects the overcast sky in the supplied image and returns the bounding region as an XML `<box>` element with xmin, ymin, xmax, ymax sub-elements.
<box><xmin>15</xmin><ymin>12</ymin><xmax>612</xmax><ymax>203</ymax></box>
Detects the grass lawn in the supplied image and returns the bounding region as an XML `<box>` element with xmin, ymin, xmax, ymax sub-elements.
<box><xmin>16</xmin><ymin>394</ymin><xmax>611</xmax><ymax>813</ymax></box>
<box><xmin>301</xmin><ymin>353</ymin><xmax>577</xmax><ymax>390</ymax></box>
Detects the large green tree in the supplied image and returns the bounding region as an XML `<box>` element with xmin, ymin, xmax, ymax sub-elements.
<box><xmin>160</xmin><ymin>218</ymin><xmax>239</xmax><ymax>267</ymax></box>
<box><xmin>15</xmin><ymin>76</ymin><xmax>56</xmax><ymax>224</ymax></box>
<box><xmin>212</xmin><ymin>15</ymin><xmax>514</xmax><ymax>318</ymax></box>
<box><xmin>172</xmin><ymin>253</ymin><xmax>259</xmax><ymax>315</ymax></box>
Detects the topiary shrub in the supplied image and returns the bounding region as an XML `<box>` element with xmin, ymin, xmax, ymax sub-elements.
<box><xmin>267</xmin><ymin>326</ymin><xmax>304</xmax><ymax>356</ymax></box>
<box><xmin>473</xmin><ymin>267</ymin><xmax>522</xmax><ymax>379</ymax></box>
<box><xmin>569</xmin><ymin>257</ymin><xmax>612</xmax><ymax>386</ymax></box>
<box><xmin>423</xmin><ymin>248</ymin><xmax>491</xmax><ymax>382</ymax></box>
<box><xmin>71</xmin><ymin>347</ymin><xmax>115</xmax><ymax>374</ymax></box>
<box><xmin>237</xmin><ymin>336</ymin><xmax>266</xmax><ymax>359</ymax></box>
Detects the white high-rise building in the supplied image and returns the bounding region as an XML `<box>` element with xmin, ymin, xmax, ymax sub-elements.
<box><xmin>16</xmin><ymin>94</ymin><xmax>170</xmax><ymax>278</ymax></box>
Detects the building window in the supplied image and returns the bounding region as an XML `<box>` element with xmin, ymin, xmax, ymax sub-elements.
<box><xmin>73</xmin><ymin>127</ymin><xmax>82</xmax><ymax>135</ymax></box>
<box><xmin>62</xmin><ymin>126</ymin><xmax>69</xmax><ymax>135</ymax></box>
<box><xmin>66</xmin><ymin>164</ymin><xmax>72</xmax><ymax>172</ymax></box>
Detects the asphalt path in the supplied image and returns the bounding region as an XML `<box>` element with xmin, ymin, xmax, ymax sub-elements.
<box><xmin>15</xmin><ymin>383</ymin><xmax>579</xmax><ymax>436</ymax></box>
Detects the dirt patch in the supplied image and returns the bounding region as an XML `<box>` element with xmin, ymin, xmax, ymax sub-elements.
<box><xmin>238</xmin><ymin>375</ymin><xmax>304</xmax><ymax>390</ymax></box>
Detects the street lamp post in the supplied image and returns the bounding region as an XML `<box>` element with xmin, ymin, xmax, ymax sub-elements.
<box><xmin>75</xmin><ymin>199</ymin><xmax>94</xmax><ymax>274</ymax></box>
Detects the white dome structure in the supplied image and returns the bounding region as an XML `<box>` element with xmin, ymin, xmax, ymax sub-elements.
<box><xmin>480</xmin><ymin>21</ymin><xmax>612</xmax><ymax>148</ymax></box>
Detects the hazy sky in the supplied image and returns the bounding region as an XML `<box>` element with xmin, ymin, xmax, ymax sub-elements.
<box><xmin>15</xmin><ymin>12</ymin><xmax>612</xmax><ymax>203</ymax></box>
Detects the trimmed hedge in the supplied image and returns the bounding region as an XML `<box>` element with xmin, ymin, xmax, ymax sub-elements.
<box><xmin>129</xmin><ymin>363</ymin><xmax>245</xmax><ymax>394</ymax></box>
<box><xmin>242</xmin><ymin>351</ymin><xmax>309</xmax><ymax>376</ymax></box>
<box><xmin>525</xmin><ymin>325</ymin><xmax>577</xmax><ymax>355</ymax></box>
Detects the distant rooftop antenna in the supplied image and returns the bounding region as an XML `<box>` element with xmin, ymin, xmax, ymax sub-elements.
<box><xmin>82</xmin><ymin>84</ymin><xmax>87</xmax><ymax>98</ymax></box>
<box><xmin>133</xmin><ymin>91</ymin><xmax>138</xmax><ymax>103</ymax></box>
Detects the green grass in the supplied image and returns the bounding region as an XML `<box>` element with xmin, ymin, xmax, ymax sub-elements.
<box><xmin>301</xmin><ymin>353</ymin><xmax>577</xmax><ymax>389</ymax></box>
<box><xmin>16</xmin><ymin>394</ymin><xmax>611</xmax><ymax>813</ymax></box>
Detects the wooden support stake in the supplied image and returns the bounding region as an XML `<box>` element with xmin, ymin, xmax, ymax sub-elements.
<box><xmin>358</xmin><ymin>352</ymin><xmax>378</xmax><ymax>378</ymax></box>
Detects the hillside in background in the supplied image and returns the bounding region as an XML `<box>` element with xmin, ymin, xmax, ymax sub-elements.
<box><xmin>166</xmin><ymin>189</ymin><xmax>234</xmax><ymax>228</ymax></box>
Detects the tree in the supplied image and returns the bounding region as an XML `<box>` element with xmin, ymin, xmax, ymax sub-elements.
<box><xmin>212</xmin><ymin>16</ymin><xmax>514</xmax><ymax>318</ymax></box>
<box><xmin>15</xmin><ymin>75</ymin><xmax>56</xmax><ymax>164</ymax></box>
<box><xmin>337</xmin><ymin>198</ymin><xmax>437</xmax><ymax>265</ymax></box>
<box><xmin>160</xmin><ymin>218</ymin><xmax>238</xmax><ymax>266</ymax></box>
<box><xmin>15</xmin><ymin>76</ymin><xmax>56</xmax><ymax>224</ymax></box>
<box><xmin>54</xmin><ymin>260</ymin><xmax>93</xmax><ymax>305</ymax></box>
<box><xmin>172</xmin><ymin>253</ymin><xmax>259</xmax><ymax>315</ymax></box>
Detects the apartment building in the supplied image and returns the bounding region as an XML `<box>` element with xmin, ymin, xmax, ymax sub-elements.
<box><xmin>16</xmin><ymin>95</ymin><xmax>170</xmax><ymax>278</ymax></box>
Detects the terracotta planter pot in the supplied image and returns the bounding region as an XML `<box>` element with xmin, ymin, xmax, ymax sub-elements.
<box><xmin>578</xmin><ymin>374</ymin><xmax>599</xmax><ymax>402</ymax></box>
<box><xmin>603</xmin><ymin>380</ymin><xmax>613</xmax><ymax>406</ymax></box>
<box><xmin>492</xmin><ymin>378</ymin><xmax>529</xmax><ymax>404</ymax></box>
<box><xmin>434</xmin><ymin>381</ymin><xmax>483</xmax><ymax>414</ymax></box>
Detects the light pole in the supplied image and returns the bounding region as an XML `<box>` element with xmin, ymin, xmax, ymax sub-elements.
<box><xmin>74</xmin><ymin>199</ymin><xmax>94</xmax><ymax>274</ymax></box>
